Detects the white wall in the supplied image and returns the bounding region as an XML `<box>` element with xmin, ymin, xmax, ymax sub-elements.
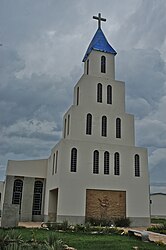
<box><xmin>151</xmin><ymin>193</ymin><xmax>166</xmax><ymax>217</ymax></box>
<box><xmin>45</xmin><ymin>139</ymin><xmax>149</xmax><ymax>219</ymax></box>
<box><xmin>7</xmin><ymin>159</ymin><xmax>48</xmax><ymax>178</ymax></box>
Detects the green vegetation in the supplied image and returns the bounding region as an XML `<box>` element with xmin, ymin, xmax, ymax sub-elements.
<box><xmin>148</xmin><ymin>223</ymin><xmax>166</xmax><ymax>235</ymax></box>
<box><xmin>0</xmin><ymin>227</ymin><xmax>166</xmax><ymax>250</ymax></box>
<box><xmin>149</xmin><ymin>218</ymin><xmax>166</xmax><ymax>235</ymax></box>
<box><xmin>151</xmin><ymin>218</ymin><xmax>166</xmax><ymax>225</ymax></box>
<box><xmin>85</xmin><ymin>217</ymin><xmax>131</xmax><ymax>227</ymax></box>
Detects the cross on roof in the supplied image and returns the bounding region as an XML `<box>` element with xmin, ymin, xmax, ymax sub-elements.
<box><xmin>93</xmin><ymin>13</ymin><xmax>106</xmax><ymax>29</ymax></box>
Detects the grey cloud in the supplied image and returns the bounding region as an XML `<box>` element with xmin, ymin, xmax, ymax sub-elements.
<box><xmin>115</xmin><ymin>0</ymin><xmax>166</xmax><ymax>51</ymax></box>
<box><xmin>116</xmin><ymin>48</ymin><xmax>166</xmax><ymax>117</ymax></box>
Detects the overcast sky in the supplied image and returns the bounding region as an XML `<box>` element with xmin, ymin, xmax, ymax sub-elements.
<box><xmin>0</xmin><ymin>0</ymin><xmax>166</xmax><ymax>192</ymax></box>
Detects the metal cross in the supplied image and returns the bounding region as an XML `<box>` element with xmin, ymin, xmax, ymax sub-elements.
<box><xmin>93</xmin><ymin>13</ymin><xmax>106</xmax><ymax>29</ymax></box>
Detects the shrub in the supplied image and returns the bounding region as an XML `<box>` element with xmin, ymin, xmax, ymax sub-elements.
<box><xmin>147</xmin><ymin>223</ymin><xmax>166</xmax><ymax>235</ymax></box>
<box><xmin>85</xmin><ymin>217</ymin><xmax>114</xmax><ymax>226</ymax></box>
<box><xmin>74</xmin><ymin>224</ymin><xmax>85</xmax><ymax>232</ymax></box>
<box><xmin>114</xmin><ymin>218</ymin><xmax>130</xmax><ymax>227</ymax></box>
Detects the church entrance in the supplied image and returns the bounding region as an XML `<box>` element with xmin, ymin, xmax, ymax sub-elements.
<box><xmin>48</xmin><ymin>188</ymin><xmax>58</xmax><ymax>222</ymax></box>
<box><xmin>86</xmin><ymin>189</ymin><xmax>126</xmax><ymax>222</ymax></box>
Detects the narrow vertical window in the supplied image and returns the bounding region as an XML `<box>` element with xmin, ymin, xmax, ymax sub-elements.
<box><xmin>87</xmin><ymin>59</ymin><xmax>89</xmax><ymax>75</ymax></box>
<box><xmin>55</xmin><ymin>151</ymin><xmax>58</xmax><ymax>173</ymax></box>
<box><xmin>107</xmin><ymin>85</ymin><xmax>112</xmax><ymax>104</ymax></box>
<box><xmin>101</xmin><ymin>55</ymin><xmax>106</xmax><ymax>73</ymax></box>
<box><xmin>97</xmin><ymin>83</ymin><xmax>102</xmax><ymax>103</ymax></box>
<box><xmin>71</xmin><ymin>148</ymin><xmax>77</xmax><ymax>172</ymax></box>
<box><xmin>32</xmin><ymin>180</ymin><xmax>43</xmax><ymax>215</ymax></box>
<box><xmin>93</xmin><ymin>150</ymin><xmax>99</xmax><ymax>174</ymax></box>
<box><xmin>86</xmin><ymin>113</ymin><xmax>92</xmax><ymax>135</ymax></box>
<box><xmin>67</xmin><ymin>114</ymin><xmax>70</xmax><ymax>135</ymax></box>
<box><xmin>64</xmin><ymin>118</ymin><xmax>67</xmax><ymax>138</ymax></box>
<box><xmin>114</xmin><ymin>152</ymin><xmax>120</xmax><ymax>175</ymax></box>
<box><xmin>76</xmin><ymin>87</ymin><xmax>79</xmax><ymax>105</ymax></box>
<box><xmin>102</xmin><ymin>116</ymin><xmax>107</xmax><ymax>137</ymax></box>
<box><xmin>12</xmin><ymin>179</ymin><xmax>23</xmax><ymax>211</ymax></box>
<box><xmin>116</xmin><ymin>118</ymin><xmax>121</xmax><ymax>138</ymax></box>
<box><xmin>52</xmin><ymin>153</ymin><xmax>55</xmax><ymax>175</ymax></box>
<box><xmin>104</xmin><ymin>151</ymin><xmax>109</xmax><ymax>175</ymax></box>
<box><xmin>135</xmin><ymin>154</ymin><xmax>140</xmax><ymax>177</ymax></box>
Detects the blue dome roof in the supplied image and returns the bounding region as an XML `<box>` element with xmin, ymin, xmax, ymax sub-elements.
<box><xmin>82</xmin><ymin>28</ymin><xmax>117</xmax><ymax>62</ymax></box>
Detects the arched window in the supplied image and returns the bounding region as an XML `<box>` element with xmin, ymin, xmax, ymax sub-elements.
<box><xmin>107</xmin><ymin>85</ymin><xmax>112</xmax><ymax>104</ymax></box>
<box><xmin>32</xmin><ymin>180</ymin><xmax>43</xmax><ymax>215</ymax></box>
<box><xmin>86</xmin><ymin>113</ymin><xmax>92</xmax><ymax>135</ymax></box>
<box><xmin>114</xmin><ymin>152</ymin><xmax>120</xmax><ymax>175</ymax></box>
<box><xmin>102</xmin><ymin>116</ymin><xmax>107</xmax><ymax>137</ymax></box>
<box><xmin>97</xmin><ymin>83</ymin><xmax>102</xmax><ymax>103</ymax></box>
<box><xmin>101</xmin><ymin>55</ymin><xmax>106</xmax><ymax>73</ymax></box>
<box><xmin>116</xmin><ymin>118</ymin><xmax>121</xmax><ymax>138</ymax></box>
<box><xmin>12</xmin><ymin>179</ymin><xmax>23</xmax><ymax>208</ymax></box>
<box><xmin>135</xmin><ymin>154</ymin><xmax>140</xmax><ymax>177</ymax></box>
<box><xmin>104</xmin><ymin>151</ymin><xmax>109</xmax><ymax>175</ymax></box>
<box><xmin>93</xmin><ymin>150</ymin><xmax>99</xmax><ymax>174</ymax></box>
<box><xmin>71</xmin><ymin>148</ymin><xmax>77</xmax><ymax>172</ymax></box>
<box><xmin>76</xmin><ymin>87</ymin><xmax>79</xmax><ymax>105</ymax></box>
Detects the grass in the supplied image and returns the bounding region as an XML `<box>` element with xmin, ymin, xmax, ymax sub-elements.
<box><xmin>0</xmin><ymin>228</ymin><xmax>166</xmax><ymax>250</ymax></box>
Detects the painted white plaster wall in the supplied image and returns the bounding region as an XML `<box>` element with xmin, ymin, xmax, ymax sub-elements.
<box><xmin>63</xmin><ymin>74</ymin><xmax>134</xmax><ymax>146</ymax></box>
<box><xmin>45</xmin><ymin>139</ymin><xmax>149</xmax><ymax>219</ymax></box>
<box><xmin>84</xmin><ymin>50</ymin><xmax>115</xmax><ymax>79</ymax></box>
<box><xmin>7</xmin><ymin>159</ymin><xmax>48</xmax><ymax>178</ymax></box>
<box><xmin>150</xmin><ymin>194</ymin><xmax>166</xmax><ymax>217</ymax></box>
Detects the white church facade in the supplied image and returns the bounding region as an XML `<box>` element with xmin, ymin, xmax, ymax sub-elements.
<box><xmin>1</xmin><ymin>14</ymin><xmax>150</xmax><ymax>227</ymax></box>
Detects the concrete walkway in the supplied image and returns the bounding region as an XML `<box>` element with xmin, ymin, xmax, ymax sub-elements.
<box><xmin>124</xmin><ymin>227</ymin><xmax>166</xmax><ymax>244</ymax></box>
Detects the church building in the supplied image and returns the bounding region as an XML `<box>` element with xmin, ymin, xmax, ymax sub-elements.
<box><xmin>1</xmin><ymin>14</ymin><xmax>150</xmax><ymax>227</ymax></box>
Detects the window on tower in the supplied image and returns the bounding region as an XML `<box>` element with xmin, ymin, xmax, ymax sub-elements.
<box><xmin>76</xmin><ymin>87</ymin><xmax>79</xmax><ymax>105</ymax></box>
<box><xmin>114</xmin><ymin>152</ymin><xmax>120</xmax><ymax>175</ymax></box>
<box><xmin>101</xmin><ymin>55</ymin><xmax>106</xmax><ymax>73</ymax></box>
<box><xmin>87</xmin><ymin>59</ymin><xmax>89</xmax><ymax>75</ymax></box>
<box><xmin>97</xmin><ymin>83</ymin><xmax>102</xmax><ymax>103</ymax></box>
<box><xmin>55</xmin><ymin>151</ymin><xmax>58</xmax><ymax>174</ymax></box>
<box><xmin>52</xmin><ymin>153</ymin><xmax>55</xmax><ymax>175</ymax></box>
<box><xmin>64</xmin><ymin>118</ymin><xmax>67</xmax><ymax>138</ymax></box>
<box><xmin>67</xmin><ymin>114</ymin><xmax>70</xmax><ymax>135</ymax></box>
<box><xmin>86</xmin><ymin>113</ymin><xmax>92</xmax><ymax>135</ymax></box>
<box><xmin>116</xmin><ymin>118</ymin><xmax>121</xmax><ymax>138</ymax></box>
<box><xmin>102</xmin><ymin>116</ymin><xmax>107</xmax><ymax>137</ymax></box>
<box><xmin>104</xmin><ymin>151</ymin><xmax>109</xmax><ymax>175</ymax></box>
<box><xmin>71</xmin><ymin>148</ymin><xmax>77</xmax><ymax>172</ymax></box>
<box><xmin>107</xmin><ymin>85</ymin><xmax>112</xmax><ymax>104</ymax></box>
<box><xmin>93</xmin><ymin>150</ymin><xmax>99</xmax><ymax>174</ymax></box>
<box><xmin>134</xmin><ymin>154</ymin><xmax>140</xmax><ymax>177</ymax></box>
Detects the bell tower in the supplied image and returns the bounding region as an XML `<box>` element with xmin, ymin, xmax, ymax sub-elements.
<box><xmin>83</xmin><ymin>13</ymin><xmax>117</xmax><ymax>79</ymax></box>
